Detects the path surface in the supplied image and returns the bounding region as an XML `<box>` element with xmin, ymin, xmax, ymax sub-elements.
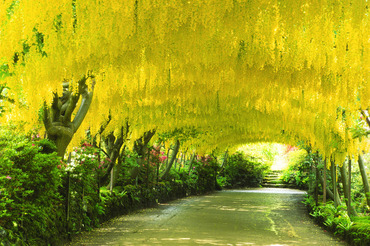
<box><xmin>68</xmin><ymin>188</ymin><xmax>347</xmax><ymax>246</ymax></box>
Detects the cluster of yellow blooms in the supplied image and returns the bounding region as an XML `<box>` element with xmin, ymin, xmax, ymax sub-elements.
<box><xmin>1</xmin><ymin>0</ymin><xmax>370</xmax><ymax>165</ymax></box>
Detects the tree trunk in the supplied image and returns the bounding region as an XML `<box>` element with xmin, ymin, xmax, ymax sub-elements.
<box><xmin>99</xmin><ymin>124</ymin><xmax>128</xmax><ymax>186</ymax></box>
<box><xmin>318</xmin><ymin>171</ymin><xmax>335</xmax><ymax>202</ymax></box>
<box><xmin>309</xmin><ymin>161</ymin><xmax>315</xmax><ymax>195</ymax></box>
<box><xmin>339</xmin><ymin>161</ymin><xmax>357</xmax><ymax>216</ymax></box>
<box><xmin>161</xmin><ymin>139</ymin><xmax>180</xmax><ymax>180</ymax></box>
<box><xmin>188</xmin><ymin>153</ymin><xmax>196</xmax><ymax>173</ymax></box>
<box><xmin>358</xmin><ymin>154</ymin><xmax>370</xmax><ymax>208</ymax></box>
<box><xmin>331</xmin><ymin>161</ymin><xmax>341</xmax><ymax>207</ymax></box>
<box><xmin>314</xmin><ymin>154</ymin><xmax>319</xmax><ymax>206</ymax></box>
<box><xmin>44</xmin><ymin>77</ymin><xmax>96</xmax><ymax>158</ymax></box>
<box><xmin>129</xmin><ymin>129</ymin><xmax>156</xmax><ymax>181</ymax></box>
<box><xmin>323</xmin><ymin>160</ymin><xmax>327</xmax><ymax>204</ymax></box>
<box><xmin>348</xmin><ymin>159</ymin><xmax>353</xmax><ymax>215</ymax></box>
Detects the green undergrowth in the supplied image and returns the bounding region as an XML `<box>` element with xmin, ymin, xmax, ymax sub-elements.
<box><xmin>304</xmin><ymin>195</ymin><xmax>370</xmax><ymax>246</ymax></box>
<box><xmin>218</xmin><ymin>152</ymin><xmax>269</xmax><ymax>188</ymax></box>
<box><xmin>0</xmin><ymin>128</ymin><xmax>269</xmax><ymax>245</ymax></box>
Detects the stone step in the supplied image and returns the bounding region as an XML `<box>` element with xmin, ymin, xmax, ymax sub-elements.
<box><xmin>263</xmin><ymin>175</ymin><xmax>281</xmax><ymax>180</ymax></box>
<box><xmin>262</xmin><ymin>183</ymin><xmax>296</xmax><ymax>188</ymax></box>
<box><xmin>262</xmin><ymin>183</ymin><xmax>287</xmax><ymax>188</ymax></box>
<box><xmin>262</xmin><ymin>171</ymin><xmax>287</xmax><ymax>188</ymax></box>
<box><xmin>263</xmin><ymin>179</ymin><xmax>284</xmax><ymax>184</ymax></box>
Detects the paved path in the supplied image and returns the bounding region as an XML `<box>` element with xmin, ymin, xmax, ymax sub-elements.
<box><xmin>68</xmin><ymin>188</ymin><xmax>347</xmax><ymax>246</ymax></box>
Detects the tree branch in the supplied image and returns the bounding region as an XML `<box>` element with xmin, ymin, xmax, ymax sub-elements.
<box><xmin>43</xmin><ymin>101</ymin><xmax>52</xmax><ymax>131</ymax></box>
<box><xmin>51</xmin><ymin>92</ymin><xmax>61</xmax><ymax>122</ymax></box>
<box><xmin>72</xmin><ymin>77</ymin><xmax>96</xmax><ymax>132</ymax></box>
<box><xmin>100</xmin><ymin>124</ymin><xmax>129</xmax><ymax>184</ymax></box>
<box><xmin>361</xmin><ymin>110</ymin><xmax>370</xmax><ymax>128</ymax></box>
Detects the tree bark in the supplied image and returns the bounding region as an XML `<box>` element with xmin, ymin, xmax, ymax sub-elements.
<box><xmin>43</xmin><ymin>77</ymin><xmax>95</xmax><ymax>157</ymax></box>
<box><xmin>129</xmin><ymin>129</ymin><xmax>156</xmax><ymax>181</ymax></box>
<box><xmin>331</xmin><ymin>161</ymin><xmax>341</xmax><ymax>208</ymax></box>
<box><xmin>323</xmin><ymin>160</ymin><xmax>327</xmax><ymax>204</ymax></box>
<box><xmin>348</xmin><ymin>159</ymin><xmax>353</xmax><ymax>215</ymax></box>
<box><xmin>188</xmin><ymin>153</ymin><xmax>196</xmax><ymax>173</ymax></box>
<box><xmin>220</xmin><ymin>150</ymin><xmax>228</xmax><ymax>173</ymax></box>
<box><xmin>161</xmin><ymin>139</ymin><xmax>180</xmax><ymax>180</ymax></box>
<box><xmin>318</xmin><ymin>171</ymin><xmax>335</xmax><ymax>202</ymax></box>
<box><xmin>339</xmin><ymin>161</ymin><xmax>357</xmax><ymax>216</ymax></box>
<box><xmin>314</xmin><ymin>153</ymin><xmax>319</xmax><ymax>206</ymax></box>
<box><xmin>358</xmin><ymin>154</ymin><xmax>370</xmax><ymax>208</ymax></box>
<box><xmin>98</xmin><ymin>122</ymin><xmax>129</xmax><ymax>186</ymax></box>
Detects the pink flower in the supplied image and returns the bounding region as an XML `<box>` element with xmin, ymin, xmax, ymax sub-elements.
<box><xmin>32</xmin><ymin>143</ymin><xmax>35</xmax><ymax>146</ymax></box>
<box><xmin>57</xmin><ymin>165</ymin><xmax>61</xmax><ymax>169</ymax></box>
<box><xmin>6</xmin><ymin>175</ymin><xmax>11</xmax><ymax>179</ymax></box>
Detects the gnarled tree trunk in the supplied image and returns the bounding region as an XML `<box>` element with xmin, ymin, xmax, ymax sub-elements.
<box><xmin>129</xmin><ymin>129</ymin><xmax>157</xmax><ymax>181</ymax></box>
<box><xmin>43</xmin><ymin>76</ymin><xmax>95</xmax><ymax>157</ymax></box>
<box><xmin>161</xmin><ymin>139</ymin><xmax>180</xmax><ymax>180</ymax></box>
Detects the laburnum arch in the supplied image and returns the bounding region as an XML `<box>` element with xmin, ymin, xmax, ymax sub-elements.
<box><xmin>1</xmin><ymin>0</ymin><xmax>370</xmax><ymax>164</ymax></box>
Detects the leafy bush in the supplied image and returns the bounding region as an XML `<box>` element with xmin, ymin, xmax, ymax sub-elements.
<box><xmin>219</xmin><ymin>152</ymin><xmax>268</xmax><ymax>188</ymax></box>
<box><xmin>281</xmin><ymin>149</ymin><xmax>311</xmax><ymax>189</ymax></box>
<box><xmin>64</xmin><ymin>143</ymin><xmax>107</xmax><ymax>233</ymax></box>
<box><xmin>191</xmin><ymin>155</ymin><xmax>219</xmax><ymax>192</ymax></box>
<box><xmin>350</xmin><ymin>216</ymin><xmax>370</xmax><ymax>245</ymax></box>
<box><xmin>0</xmin><ymin>128</ymin><xmax>64</xmax><ymax>245</ymax></box>
<box><xmin>305</xmin><ymin>195</ymin><xmax>370</xmax><ymax>245</ymax></box>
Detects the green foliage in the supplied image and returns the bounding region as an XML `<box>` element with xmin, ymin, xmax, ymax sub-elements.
<box><xmin>0</xmin><ymin>128</ymin><xmax>64</xmax><ymax>245</ymax></box>
<box><xmin>157</xmin><ymin>127</ymin><xmax>203</xmax><ymax>143</ymax></box>
<box><xmin>281</xmin><ymin>149</ymin><xmax>311</xmax><ymax>189</ymax></box>
<box><xmin>191</xmin><ymin>156</ymin><xmax>219</xmax><ymax>192</ymax></box>
<box><xmin>116</xmin><ymin>146</ymin><xmax>167</xmax><ymax>187</ymax></box>
<box><xmin>305</xmin><ymin>195</ymin><xmax>370</xmax><ymax>245</ymax></box>
<box><xmin>236</xmin><ymin>142</ymin><xmax>283</xmax><ymax>165</ymax></box>
<box><xmin>219</xmin><ymin>152</ymin><xmax>268</xmax><ymax>188</ymax></box>
<box><xmin>64</xmin><ymin>143</ymin><xmax>107</xmax><ymax>233</ymax></box>
<box><xmin>0</xmin><ymin>83</ymin><xmax>14</xmax><ymax>116</ymax></box>
<box><xmin>350</xmin><ymin>216</ymin><xmax>370</xmax><ymax>244</ymax></box>
<box><xmin>350</xmin><ymin>119</ymin><xmax>370</xmax><ymax>141</ymax></box>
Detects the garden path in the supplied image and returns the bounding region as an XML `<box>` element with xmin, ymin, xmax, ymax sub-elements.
<box><xmin>67</xmin><ymin>188</ymin><xmax>347</xmax><ymax>246</ymax></box>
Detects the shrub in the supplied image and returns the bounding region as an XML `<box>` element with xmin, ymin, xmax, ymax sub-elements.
<box><xmin>281</xmin><ymin>149</ymin><xmax>310</xmax><ymax>189</ymax></box>
<box><xmin>0</xmin><ymin>128</ymin><xmax>64</xmax><ymax>245</ymax></box>
<box><xmin>220</xmin><ymin>152</ymin><xmax>268</xmax><ymax>188</ymax></box>
<box><xmin>63</xmin><ymin>143</ymin><xmax>106</xmax><ymax>234</ymax></box>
